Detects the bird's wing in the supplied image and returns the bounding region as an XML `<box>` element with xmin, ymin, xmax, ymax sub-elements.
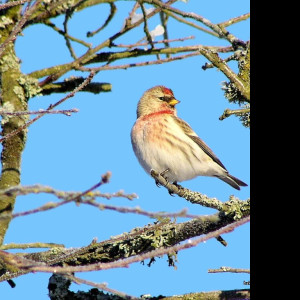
<box><xmin>175</xmin><ymin>117</ymin><xmax>227</xmax><ymax>171</ymax></box>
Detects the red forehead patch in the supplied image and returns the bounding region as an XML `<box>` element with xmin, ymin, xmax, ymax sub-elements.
<box><xmin>162</xmin><ymin>87</ymin><xmax>174</xmax><ymax>96</ymax></box>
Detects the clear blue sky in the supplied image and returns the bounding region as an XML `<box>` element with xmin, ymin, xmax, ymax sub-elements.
<box><xmin>1</xmin><ymin>1</ymin><xmax>250</xmax><ymax>298</ymax></box>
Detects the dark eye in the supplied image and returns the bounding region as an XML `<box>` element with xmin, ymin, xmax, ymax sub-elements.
<box><xmin>158</xmin><ymin>96</ymin><xmax>168</xmax><ymax>101</ymax></box>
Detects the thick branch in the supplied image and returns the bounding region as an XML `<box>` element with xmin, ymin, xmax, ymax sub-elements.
<box><xmin>157</xmin><ymin>289</ymin><xmax>250</xmax><ymax>300</ymax></box>
<box><xmin>0</xmin><ymin>209</ymin><xmax>249</xmax><ymax>282</ymax></box>
<box><xmin>41</xmin><ymin>79</ymin><xmax>112</xmax><ymax>95</ymax></box>
<box><xmin>0</xmin><ymin>7</ymin><xmax>29</xmax><ymax>244</ymax></box>
<box><xmin>48</xmin><ymin>273</ymin><xmax>250</xmax><ymax>300</ymax></box>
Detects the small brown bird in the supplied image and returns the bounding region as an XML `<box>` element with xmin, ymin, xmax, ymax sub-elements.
<box><xmin>131</xmin><ymin>85</ymin><xmax>247</xmax><ymax>190</ymax></box>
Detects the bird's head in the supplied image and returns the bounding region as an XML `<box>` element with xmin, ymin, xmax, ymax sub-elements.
<box><xmin>137</xmin><ymin>85</ymin><xmax>180</xmax><ymax>118</ymax></box>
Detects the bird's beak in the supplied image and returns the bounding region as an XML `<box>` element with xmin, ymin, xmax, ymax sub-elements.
<box><xmin>168</xmin><ymin>98</ymin><xmax>180</xmax><ymax>107</ymax></box>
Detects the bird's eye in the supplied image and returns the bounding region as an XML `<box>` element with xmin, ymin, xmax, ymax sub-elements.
<box><xmin>158</xmin><ymin>96</ymin><xmax>168</xmax><ymax>101</ymax></box>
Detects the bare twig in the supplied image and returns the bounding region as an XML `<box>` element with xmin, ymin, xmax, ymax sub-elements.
<box><xmin>208</xmin><ymin>266</ymin><xmax>250</xmax><ymax>274</ymax></box>
<box><xmin>139</xmin><ymin>0</ymin><xmax>155</xmax><ymax>50</ymax></box>
<box><xmin>0</xmin><ymin>108</ymin><xmax>79</xmax><ymax>116</ymax></box>
<box><xmin>70</xmin><ymin>171</ymin><xmax>112</xmax><ymax>202</ymax></box>
<box><xmin>27</xmin><ymin>0</ymin><xmax>178</xmax><ymax>84</ymax></box>
<box><xmin>87</xmin><ymin>3</ymin><xmax>117</xmax><ymax>37</ymax></box>
<box><xmin>162</xmin><ymin>9</ymin><xmax>219</xmax><ymax>37</ymax></box>
<box><xmin>219</xmin><ymin>108</ymin><xmax>250</xmax><ymax>121</ymax></box>
<box><xmin>43</xmin><ymin>19</ymin><xmax>92</xmax><ymax>49</ymax></box>
<box><xmin>0</xmin><ymin>183</ymin><xmax>200</xmax><ymax>220</ymax></box>
<box><xmin>1</xmin><ymin>183</ymin><xmax>136</xmax><ymax>201</ymax></box>
<box><xmin>126</xmin><ymin>1</ymin><xmax>140</xmax><ymax>26</ymax></box>
<box><xmin>0</xmin><ymin>0</ymin><xmax>43</xmax><ymax>58</ymax></box>
<box><xmin>114</xmin><ymin>35</ymin><xmax>195</xmax><ymax>48</ymax></box>
<box><xmin>1</xmin><ymin>173</ymin><xmax>111</xmax><ymax>220</ymax></box>
<box><xmin>79</xmin><ymin>52</ymin><xmax>199</xmax><ymax>72</ymax></box>
<box><xmin>159</xmin><ymin>11</ymin><xmax>170</xmax><ymax>57</ymax></box>
<box><xmin>147</xmin><ymin>1</ymin><xmax>249</xmax><ymax>49</ymax></box>
<box><xmin>219</xmin><ymin>13</ymin><xmax>250</xmax><ymax>28</ymax></box>
<box><xmin>0</xmin><ymin>0</ymin><xmax>31</xmax><ymax>10</ymax></box>
<box><xmin>63</xmin><ymin>7</ymin><xmax>78</xmax><ymax>59</ymax></box>
<box><xmin>0</xmin><ymin>71</ymin><xmax>95</xmax><ymax>143</ymax></box>
<box><xmin>0</xmin><ymin>242</ymin><xmax>64</xmax><ymax>250</ymax></box>
<box><xmin>144</xmin><ymin>0</ymin><xmax>225</xmax><ymax>38</ymax></box>
<box><xmin>31</xmin><ymin>43</ymin><xmax>234</xmax><ymax>80</ymax></box>
<box><xmin>67</xmin><ymin>274</ymin><xmax>141</xmax><ymax>300</ymax></box>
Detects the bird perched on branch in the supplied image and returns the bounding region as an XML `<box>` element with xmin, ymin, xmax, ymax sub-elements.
<box><xmin>131</xmin><ymin>85</ymin><xmax>247</xmax><ymax>190</ymax></box>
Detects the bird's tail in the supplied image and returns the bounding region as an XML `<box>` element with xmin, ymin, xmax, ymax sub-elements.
<box><xmin>218</xmin><ymin>174</ymin><xmax>248</xmax><ymax>190</ymax></box>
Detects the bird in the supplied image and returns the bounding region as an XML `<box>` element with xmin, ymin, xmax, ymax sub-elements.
<box><xmin>130</xmin><ymin>85</ymin><xmax>247</xmax><ymax>190</ymax></box>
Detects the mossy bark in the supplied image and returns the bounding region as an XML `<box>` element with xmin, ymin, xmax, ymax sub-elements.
<box><xmin>0</xmin><ymin>8</ymin><xmax>28</xmax><ymax>245</ymax></box>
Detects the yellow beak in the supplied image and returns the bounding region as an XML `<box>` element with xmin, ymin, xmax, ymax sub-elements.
<box><xmin>168</xmin><ymin>98</ymin><xmax>180</xmax><ymax>107</ymax></box>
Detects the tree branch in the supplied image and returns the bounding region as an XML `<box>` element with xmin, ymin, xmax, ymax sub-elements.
<box><xmin>40</xmin><ymin>78</ymin><xmax>112</xmax><ymax>95</ymax></box>
<box><xmin>199</xmin><ymin>47</ymin><xmax>250</xmax><ymax>102</ymax></box>
<box><xmin>48</xmin><ymin>273</ymin><xmax>250</xmax><ymax>300</ymax></box>
<box><xmin>0</xmin><ymin>242</ymin><xmax>64</xmax><ymax>250</ymax></box>
<box><xmin>87</xmin><ymin>2</ymin><xmax>117</xmax><ymax>37</ymax></box>
<box><xmin>0</xmin><ymin>108</ymin><xmax>79</xmax><ymax>116</ymax></box>
<box><xmin>219</xmin><ymin>108</ymin><xmax>250</xmax><ymax>121</ymax></box>
<box><xmin>0</xmin><ymin>0</ymin><xmax>31</xmax><ymax>10</ymax></box>
<box><xmin>0</xmin><ymin>211</ymin><xmax>249</xmax><ymax>281</ymax></box>
<box><xmin>151</xmin><ymin>170</ymin><xmax>224</xmax><ymax>210</ymax></box>
<box><xmin>26</xmin><ymin>0</ymin><xmax>178</xmax><ymax>86</ymax></box>
<box><xmin>208</xmin><ymin>266</ymin><xmax>250</xmax><ymax>274</ymax></box>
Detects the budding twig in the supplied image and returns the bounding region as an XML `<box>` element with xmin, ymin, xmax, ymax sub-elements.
<box><xmin>0</xmin><ymin>182</ymin><xmax>202</xmax><ymax>221</ymax></box>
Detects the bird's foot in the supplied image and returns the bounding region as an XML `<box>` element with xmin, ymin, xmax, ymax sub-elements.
<box><xmin>173</xmin><ymin>181</ymin><xmax>183</xmax><ymax>190</ymax></box>
<box><xmin>155</xmin><ymin>168</ymin><xmax>170</xmax><ymax>187</ymax></box>
<box><xmin>160</xmin><ymin>168</ymin><xmax>170</xmax><ymax>178</ymax></box>
<box><xmin>152</xmin><ymin>169</ymin><xmax>176</xmax><ymax>197</ymax></box>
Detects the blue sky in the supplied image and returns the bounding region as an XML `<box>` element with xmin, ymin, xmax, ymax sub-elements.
<box><xmin>1</xmin><ymin>1</ymin><xmax>250</xmax><ymax>298</ymax></box>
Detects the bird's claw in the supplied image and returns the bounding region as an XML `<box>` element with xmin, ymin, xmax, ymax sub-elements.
<box><xmin>155</xmin><ymin>180</ymin><xmax>162</xmax><ymax>187</ymax></box>
<box><xmin>168</xmin><ymin>189</ymin><xmax>175</xmax><ymax>197</ymax></box>
<box><xmin>173</xmin><ymin>181</ymin><xmax>183</xmax><ymax>190</ymax></box>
